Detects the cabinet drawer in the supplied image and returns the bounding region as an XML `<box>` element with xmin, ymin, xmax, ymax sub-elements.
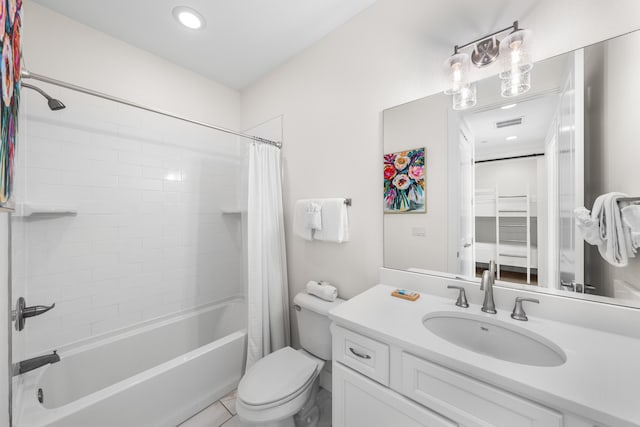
<box><xmin>401</xmin><ymin>352</ymin><xmax>563</xmax><ymax>427</ymax></box>
<box><xmin>332</xmin><ymin>325</ymin><xmax>389</xmax><ymax>386</ymax></box>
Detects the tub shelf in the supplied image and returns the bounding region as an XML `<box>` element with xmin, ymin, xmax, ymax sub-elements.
<box><xmin>13</xmin><ymin>203</ymin><xmax>78</xmax><ymax>217</ymax></box>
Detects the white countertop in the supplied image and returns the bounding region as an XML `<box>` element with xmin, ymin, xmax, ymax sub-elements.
<box><xmin>329</xmin><ymin>284</ymin><xmax>640</xmax><ymax>427</ymax></box>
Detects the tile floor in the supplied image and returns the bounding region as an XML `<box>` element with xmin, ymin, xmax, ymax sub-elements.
<box><xmin>179</xmin><ymin>388</ymin><xmax>332</xmax><ymax>427</ymax></box>
<box><xmin>179</xmin><ymin>389</ymin><xmax>247</xmax><ymax>427</ymax></box>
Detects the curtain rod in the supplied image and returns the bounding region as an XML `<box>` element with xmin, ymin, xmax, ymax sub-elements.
<box><xmin>20</xmin><ymin>69</ymin><xmax>282</xmax><ymax>149</ymax></box>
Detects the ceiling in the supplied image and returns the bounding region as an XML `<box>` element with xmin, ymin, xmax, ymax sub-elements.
<box><xmin>33</xmin><ymin>0</ymin><xmax>378</xmax><ymax>89</ymax></box>
<box><xmin>461</xmin><ymin>52</ymin><xmax>569</xmax><ymax>161</ymax></box>
<box><xmin>464</xmin><ymin>94</ymin><xmax>559</xmax><ymax>160</ymax></box>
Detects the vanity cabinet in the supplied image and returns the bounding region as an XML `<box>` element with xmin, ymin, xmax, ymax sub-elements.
<box><xmin>401</xmin><ymin>353</ymin><xmax>563</xmax><ymax>427</ymax></box>
<box><xmin>332</xmin><ymin>326</ymin><xmax>596</xmax><ymax>427</ymax></box>
<box><xmin>333</xmin><ymin>362</ymin><xmax>456</xmax><ymax>427</ymax></box>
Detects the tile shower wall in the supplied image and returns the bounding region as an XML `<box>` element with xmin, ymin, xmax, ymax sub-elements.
<box><xmin>13</xmin><ymin>85</ymin><xmax>247</xmax><ymax>356</ymax></box>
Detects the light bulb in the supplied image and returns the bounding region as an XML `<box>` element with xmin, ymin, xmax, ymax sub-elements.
<box><xmin>172</xmin><ymin>6</ymin><xmax>206</xmax><ymax>30</ymax></box>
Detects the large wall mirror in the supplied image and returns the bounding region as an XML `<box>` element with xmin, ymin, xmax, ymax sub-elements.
<box><xmin>383</xmin><ymin>29</ymin><xmax>640</xmax><ymax>308</ymax></box>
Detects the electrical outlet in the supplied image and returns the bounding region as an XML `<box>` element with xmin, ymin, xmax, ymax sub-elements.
<box><xmin>411</xmin><ymin>227</ymin><xmax>426</xmax><ymax>237</ymax></box>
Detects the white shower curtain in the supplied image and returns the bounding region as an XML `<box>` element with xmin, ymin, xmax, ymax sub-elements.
<box><xmin>246</xmin><ymin>142</ymin><xmax>290</xmax><ymax>369</ymax></box>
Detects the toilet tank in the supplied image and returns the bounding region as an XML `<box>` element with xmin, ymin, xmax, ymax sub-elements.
<box><xmin>293</xmin><ymin>292</ymin><xmax>344</xmax><ymax>360</ymax></box>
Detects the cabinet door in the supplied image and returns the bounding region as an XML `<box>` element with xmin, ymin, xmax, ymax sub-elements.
<box><xmin>333</xmin><ymin>362</ymin><xmax>457</xmax><ymax>427</ymax></box>
<box><xmin>401</xmin><ymin>353</ymin><xmax>563</xmax><ymax>427</ymax></box>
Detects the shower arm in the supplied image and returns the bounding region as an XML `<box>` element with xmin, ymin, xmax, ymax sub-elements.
<box><xmin>21</xmin><ymin>82</ymin><xmax>53</xmax><ymax>101</ymax></box>
<box><xmin>20</xmin><ymin>69</ymin><xmax>282</xmax><ymax>149</ymax></box>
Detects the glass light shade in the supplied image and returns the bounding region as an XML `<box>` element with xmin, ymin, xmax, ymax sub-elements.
<box><xmin>499</xmin><ymin>29</ymin><xmax>533</xmax><ymax>97</ymax></box>
<box><xmin>452</xmin><ymin>83</ymin><xmax>477</xmax><ymax>110</ymax></box>
<box><xmin>500</xmin><ymin>69</ymin><xmax>531</xmax><ymax>97</ymax></box>
<box><xmin>499</xmin><ymin>29</ymin><xmax>533</xmax><ymax>78</ymax></box>
<box><xmin>443</xmin><ymin>53</ymin><xmax>471</xmax><ymax>95</ymax></box>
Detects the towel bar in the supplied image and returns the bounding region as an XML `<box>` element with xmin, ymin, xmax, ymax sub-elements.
<box><xmin>617</xmin><ymin>197</ymin><xmax>640</xmax><ymax>203</ymax></box>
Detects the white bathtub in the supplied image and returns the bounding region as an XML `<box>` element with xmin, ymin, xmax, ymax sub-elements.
<box><xmin>17</xmin><ymin>298</ymin><xmax>246</xmax><ymax>427</ymax></box>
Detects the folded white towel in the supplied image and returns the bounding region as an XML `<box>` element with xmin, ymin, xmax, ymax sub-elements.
<box><xmin>306</xmin><ymin>280</ymin><xmax>338</xmax><ymax>302</ymax></box>
<box><xmin>313</xmin><ymin>198</ymin><xmax>349</xmax><ymax>243</ymax></box>
<box><xmin>575</xmin><ymin>193</ymin><xmax>634</xmax><ymax>267</ymax></box>
<box><xmin>293</xmin><ymin>199</ymin><xmax>321</xmax><ymax>241</ymax></box>
<box><xmin>622</xmin><ymin>205</ymin><xmax>640</xmax><ymax>250</ymax></box>
<box><xmin>305</xmin><ymin>202</ymin><xmax>322</xmax><ymax>231</ymax></box>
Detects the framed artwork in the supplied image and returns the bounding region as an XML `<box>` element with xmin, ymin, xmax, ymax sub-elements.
<box><xmin>383</xmin><ymin>147</ymin><xmax>425</xmax><ymax>213</ymax></box>
<box><xmin>0</xmin><ymin>0</ymin><xmax>21</xmax><ymax>210</ymax></box>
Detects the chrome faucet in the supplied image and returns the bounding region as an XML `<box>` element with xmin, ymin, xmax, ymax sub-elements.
<box><xmin>480</xmin><ymin>260</ymin><xmax>497</xmax><ymax>314</ymax></box>
<box><xmin>14</xmin><ymin>351</ymin><xmax>60</xmax><ymax>376</ymax></box>
<box><xmin>510</xmin><ymin>297</ymin><xmax>539</xmax><ymax>321</ymax></box>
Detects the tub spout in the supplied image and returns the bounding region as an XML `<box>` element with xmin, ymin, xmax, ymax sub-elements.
<box><xmin>14</xmin><ymin>351</ymin><xmax>60</xmax><ymax>376</ymax></box>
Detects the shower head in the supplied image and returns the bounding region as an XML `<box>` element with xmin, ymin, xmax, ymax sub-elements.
<box><xmin>21</xmin><ymin>82</ymin><xmax>66</xmax><ymax>111</ymax></box>
<box><xmin>47</xmin><ymin>98</ymin><xmax>66</xmax><ymax>111</ymax></box>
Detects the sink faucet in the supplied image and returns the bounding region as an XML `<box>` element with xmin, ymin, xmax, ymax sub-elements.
<box><xmin>480</xmin><ymin>260</ymin><xmax>497</xmax><ymax>314</ymax></box>
<box><xmin>14</xmin><ymin>351</ymin><xmax>60</xmax><ymax>376</ymax></box>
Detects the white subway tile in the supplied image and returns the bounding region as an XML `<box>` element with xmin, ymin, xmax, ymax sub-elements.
<box><xmin>17</xmin><ymin>101</ymin><xmax>247</xmax><ymax>353</ymax></box>
<box><xmin>118</xmin><ymin>176</ymin><xmax>162</xmax><ymax>191</ymax></box>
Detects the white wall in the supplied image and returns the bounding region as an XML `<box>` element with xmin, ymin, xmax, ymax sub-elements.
<box><xmin>240</xmin><ymin>0</ymin><xmax>640</xmax><ymax>313</ymax></box>
<box><xmin>382</xmin><ymin>94</ymin><xmax>449</xmax><ymax>272</ymax></box>
<box><xmin>475</xmin><ymin>158</ymin><xmax>539</xmax><ymax>197</ymax></box>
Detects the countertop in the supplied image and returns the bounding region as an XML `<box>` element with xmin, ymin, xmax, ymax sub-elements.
<box><xmin>329</xmin><ymin>284</ymin><xmax>640</xmax><ymax>427</ymax></box>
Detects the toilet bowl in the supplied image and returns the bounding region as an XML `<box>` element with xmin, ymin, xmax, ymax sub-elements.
<box><xmin>236</xmin><ymin>347</ymin><xmax>324</xmax><ymax>427</ymax></box>
<box><xmin>236</xmin><ymin>292</ymin><xmax>343</xmax><ymax>427</ymax></box>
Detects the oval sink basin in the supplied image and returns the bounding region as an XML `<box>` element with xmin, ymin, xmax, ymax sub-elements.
<box><xmin>423</xmin><ymin>312</ymin><xmax>566</xmax><ymax>367</ymax></box>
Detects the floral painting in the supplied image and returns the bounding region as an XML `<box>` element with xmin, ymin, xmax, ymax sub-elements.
<box><xmin>0</xmin><ymin>0</ymin><xmax>21</xmax><ymax>210</ymax></box>
<box><xmin>384</xmin><ymin>147</ymin><xmax>425</xmax><ymax>213</ymax></box>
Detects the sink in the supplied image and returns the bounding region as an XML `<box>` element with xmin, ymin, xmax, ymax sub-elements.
<box><xmin>423</xmin><ymin>312</ymin><xmax>566</xmax><ymax>367</ymax></box>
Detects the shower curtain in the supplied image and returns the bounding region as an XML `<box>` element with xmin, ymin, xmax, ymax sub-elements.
<box><xmin>246</xmin><ymin>142</ymin><xmax>290</xmax><ymax>369</ymax></box>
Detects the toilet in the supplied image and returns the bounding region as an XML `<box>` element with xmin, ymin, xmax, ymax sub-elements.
<box><xmin>236</xmin><ymin>292</ymin><xmax>344</xmax><ymax>427</ymax></box>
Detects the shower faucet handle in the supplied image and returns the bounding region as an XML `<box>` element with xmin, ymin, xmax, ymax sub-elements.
<box><xmin>447</xmin><ymin>286</ymin><xmax>469</xmax><ymax>308</ymax></box>
<box><xmin>12</xmin><ymin>297</ymin><xmax>56</xmax><ymax>332</ymax></box>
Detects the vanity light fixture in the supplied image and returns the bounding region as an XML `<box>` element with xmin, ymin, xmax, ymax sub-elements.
<box><xmin>443</xmin><ymin>21</ymin><xmax>533</xmax><ymax>108</ymax></box>
<box><xmin>172</xmin><ymin>6</ymin><xmax>206</xmax><ymax>30</ymax></box>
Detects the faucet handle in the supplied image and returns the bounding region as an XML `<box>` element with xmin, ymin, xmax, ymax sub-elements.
<box><xmin>511</xmin><ymin>297</ymin><xmax>539</xmax><ymax>321</ymax></box>
<box><xmin>447</xmin><ymin>285</ymin><xmax>469</xmax><ymax>308</ymax></box>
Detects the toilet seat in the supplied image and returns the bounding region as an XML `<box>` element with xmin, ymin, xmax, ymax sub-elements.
<box><xmin>238</xmin><ymin>347</ymin><xmax>320</xmax><ymax>409</ymax></box>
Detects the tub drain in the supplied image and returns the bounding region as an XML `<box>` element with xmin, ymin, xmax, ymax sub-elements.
<box><xmin>37</xmin><ymin>388</ymin><xmax>43</xmax><ymax>404</ymax></box>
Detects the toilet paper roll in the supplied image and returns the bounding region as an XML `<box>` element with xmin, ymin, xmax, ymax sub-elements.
<box><xmin>306</xmin><ymin>280</ymin><xmax>338</xmax><ymax>302</ymax></box>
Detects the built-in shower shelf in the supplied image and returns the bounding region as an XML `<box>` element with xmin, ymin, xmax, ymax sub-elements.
<box><xmin>13</xmin><ymin>203</ymin><xmax>78</xmax><ymax>217</ymax></box>
<box><xmin>220</xmin><ymin>208</ymin><xmax>245</xmax><ymax>215</ymax></box>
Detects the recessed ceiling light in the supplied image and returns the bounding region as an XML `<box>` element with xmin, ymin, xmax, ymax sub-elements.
<box><xmin>172</xmin><ymin>6</ymin><xmax>205</xmax><ymax>30</ymax></box>
<box><xmin>500</xmin><ymin>103</ymin><xmax>517</xmax><ymax>110</ymax></box>
<box><xmin>505</xmin><ymin>135</ymin><xmax>518</xmax><ymax>141</ymax></box>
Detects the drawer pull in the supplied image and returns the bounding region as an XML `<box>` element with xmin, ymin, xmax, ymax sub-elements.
<box><xmin>349</xmin><ymin>347</ymin><xmax>372</xmax><ymax>359</ymax></box>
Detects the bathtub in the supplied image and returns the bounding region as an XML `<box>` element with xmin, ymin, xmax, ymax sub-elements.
<box><xmin>17</xmin><ymin>297</ymin><xmax>246</xmax><ymax>427</ymax></box>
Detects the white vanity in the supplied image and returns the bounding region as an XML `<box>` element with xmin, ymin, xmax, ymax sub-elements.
<box><xmin>329</xmin><ymin>270</ymin><xmax>640</xmax><ymax>427</ymax></box>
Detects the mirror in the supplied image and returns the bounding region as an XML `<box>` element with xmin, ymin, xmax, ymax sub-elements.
<box><xmin>383</xmin><ymin>29</ymin><xmax>640</xmax><ymax>307</ymax></box>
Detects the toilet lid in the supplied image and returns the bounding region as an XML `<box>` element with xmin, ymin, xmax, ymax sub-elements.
<box><xmin>238</xmin><ymin>347</ymin><xmax>318</xmax><ymax>407</ymax></box>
